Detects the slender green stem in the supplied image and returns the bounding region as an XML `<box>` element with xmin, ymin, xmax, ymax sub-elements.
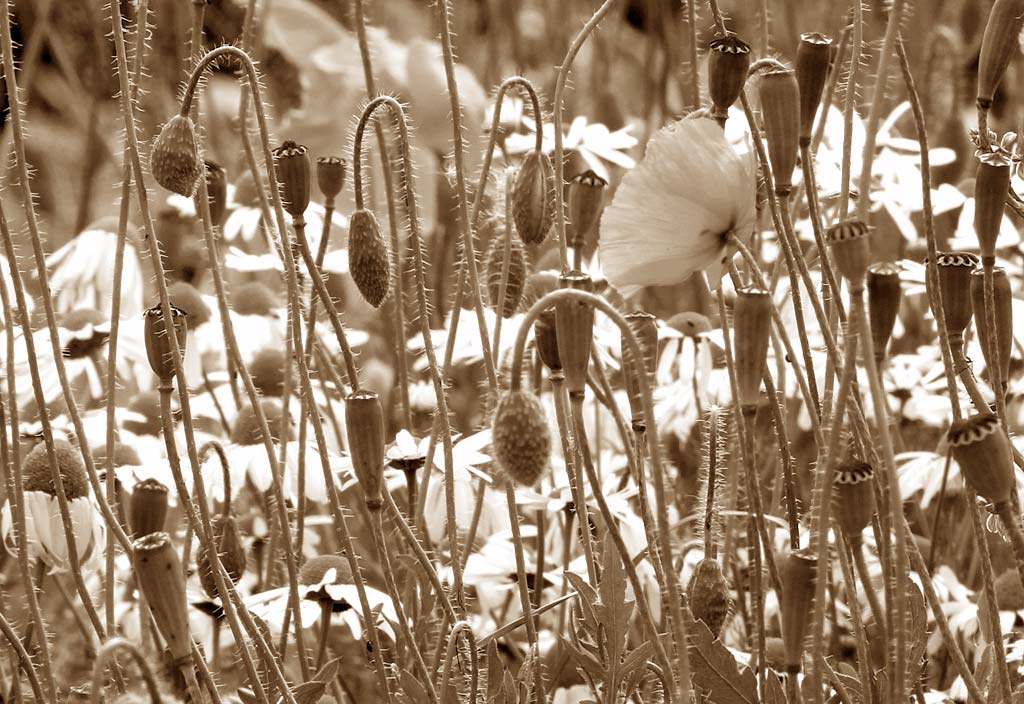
<box><xmin>968</xmin><ymin>493</ymin><xmax>1012</xmax><ymax>703</ymax></box>
<box><xmin>503</xmin><ymin>481</ymin><xmax>544</xmax><ymax>701</ymax></box>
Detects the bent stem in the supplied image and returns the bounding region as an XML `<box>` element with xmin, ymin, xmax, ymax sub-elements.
<box><xmin>439</xmin><ymin>622</ymin><xmax>479</xmax><ymax>702</ymax></box>
<box><xmin>503</xmin><ymin>481</ymin><xmax>544</xmax><ymax>701</ymax></box>
<box><xmin>90</xmin><ymin>639</ymin><xmax>161</xmax><ymax>704</ymax></box>
<box><xmin>967</xmin><ymin>494</ymin><xmax>1012</xmax><ymax>703</ymax></box>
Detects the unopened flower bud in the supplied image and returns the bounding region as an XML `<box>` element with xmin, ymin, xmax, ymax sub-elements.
<box><xmin>976</xmin><ymin>0</ymin><xmax>1024</xmax><ymax>111</ymax></box>
<box><xmin>346</xmin><ymin>390</ymin><xmax>386</xmax><ymax>509</ymax></box>
<box><xmin>348</xmin><ymin>208</ymin><xmax>392</xmax><ymax>308</ymax></box>
<box><xmin>485</xmin><ymin>234</ymin><xmax>527</xmax><ymax>319</ymax></box>
<box><xmin>143</xmin><ymin>303</ymin><xmax>188</xmax><ymax>385</ymax></box>
<box><xmin>273</xmin><ymin>141</ymin><xmax>311</xmax><ymax>219</ymax></box>
<box><xmin>151</xmin><ymin>115</ymin><xmax>202</xmax><ymax>196</ymax></box>
<box><xmin>512</xmin><ymin>151</ymin><xmax>556</xmax><ymax>245</ymax></box>
<box><xmin>758</xmin><ymin>69</ymin><xmax>800</xmax><ymax>193</ymax></box>
<box><xmin>316</xmin><ymin>156</ymin><xmax>347</xmax><ymax>202</ymax></box>
<box><xmin>707</xmin><ymin>34</ymin><xmax>752</xmax><ymax>123</ymax></box>
<box><xmin>732</xmin><ymin>287</ymin><xmax>772</xmax><ymax>409</ymax></box>
<box><xmin>687</xmin><ymin>558</ymin><xmax>732</xmax><ymax>637</ymax></box>
<box><xmin>492</xmin><ymin>390</ymin><xmax>551</xmax><ymax>486</ymax></box>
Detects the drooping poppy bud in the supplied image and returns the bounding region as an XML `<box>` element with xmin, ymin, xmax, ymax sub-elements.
<box><xmin>348</xmin><ymin>208</ymin><xmax>392</xmax><ymax>308</ymax></box>
<box><xmin>151</xmin><ymin>115</ymin><xmax>202</xmax><ymax>196</ymax></box>
<box><xmin>866</xmin><ymin>262</ymin><xmax>902</xmax><ymax>365</ymax></box>
<box><xmin>345</xmin><ymin>390</ymin><xmax>386</xmax><ymax>510</ymax></box>
<box><xmin>485</xmin><ymin>234</ymin><xmax>527</xmax><ymax>319</ymax></box>
<box><xmin>555</xmin><ymin>272</ymin><xmax>595</xmax><ymax>396</ymax></box>
<box><xmin>970</xmin><ymin>267</ymin><xmax>1013</xmax><ymax>388</ymax></box>
<box><xmin>976</xmin><ymin>0</ymin><xmax>1024</xmax><ymax>111</ymax></box>
<box><xmin>133</xmin><ymin>532</ymin><xmax>193</xmax><ymax>662</ymax></box>
<box><xmin>273</xmin><ymin>141</ymin><xmax>311</xmax><ymax>219</ymax></box>
<box><xmin>687</xmin><ymin>557</ymin><xmax>733</xmax><ymax>638</ymax></box>
<box><xmin>143</xmin><ymin>303</ymin><xmax>188</xmax><ymax>385</ymax></box>
<box><xmin>758</xmin><ymin>68</ymin><xmax>800</xmax><ymax>193</ymax></box>
<box><xmin>492</xmin><ymin>390</ymin><xmax>551</xmax><ymax>486</ymax></box>
<box><xmin>780</xmin><ymin>549</ymin><xmax>817</xmax><ymax>672</ymax></box>
<box><xmin>707</xmin><ymin>34</ymin><xmax>752</xmax><ymax>123</ymax></box>
<box><xmin>316</xmin><ymin>156</ymin><xmax>347</xmax><ymax>202</ymax></box>
<box><xmin>732</xmin><ymin>287</ymin><xmax>772</xmax><ymax>410</ymax></box>
<box><xmin>833</xmin><ymin>460</ymin><xmax>876</xmax><ymax>540</ymax></box>
<box><xmin>568</xmin><ymin>170</ymin><xmax>607</xmax><ymax>252</ymax></box>
<box><xmin>948</xmin><ymin>413</ymin><xmax>1015</xmax><ymax>506</ymax></box>
<box><xmin>512</xmin><ymin>151</ymin><xmax>556</xmax><ymax>245</ymax></box>
<box><xmin>795</xmin><ymin>33</ymin><xmax>833</xmax><ymax>145</ymax></box>
<box><xmin>826</xmin><ymin>219</ymin><xmax>872</xmax><ymax>289</ymax></box>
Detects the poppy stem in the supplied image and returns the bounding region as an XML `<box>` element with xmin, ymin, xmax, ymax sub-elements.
<box><xmin>503</xmin><ymin>480</ymin><xmax>544</xmax><ymax>701</ymax></box>
<box><xmin>967</xmin><ymin>492</ymin><xmax>1013</xmax><ymax>702</ymax></box>
<box><xmin>314</xmin><ymin>602</ymin><xmax>332</xmax><ymax>672</ymax></box>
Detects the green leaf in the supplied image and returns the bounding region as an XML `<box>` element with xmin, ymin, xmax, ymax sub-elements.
<box><xmin>686</xmin><ymin>618</ymin><xmax>759</xmax><ymax>704</ymax></box>
<box><xmin>565</xmin><ymin>571</ymin><xmax>599</xmax><ymax>631</ymax></box>
<box><xmin>486</xmin><ymin>639</ymin><xmax>505</xmax><ymax>702</ymax></box>
<box><xmin>619</xmin><ymin>641</ymin><xmax>654</xmax><ymax>681</ymax></box>
<box><xmin>400</xmin><ymin>670</ymin><xmax>430</xmax><ymax>704</ymax></box>
<box><xmin>762</xmin><ymin>672</ymin><xmax>786</xmax><ymax>704</ymax></box>
<box><xmin>564</xmin><ymin>637</ymin><xmax>607</xmax><ymax>683</ymax></box>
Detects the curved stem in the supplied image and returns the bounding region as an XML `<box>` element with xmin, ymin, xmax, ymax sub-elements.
<box><xmin>438</xmin><ymin>621</ymin><xmax>478</xmax><ymax>702</ymax></box>
<box><xmin>90</xmin><ymin>638</ymin><xmax>162</xmax><ymax>704</ymax></box>
<box><xmin>0</xmin><ymin>610</ymin><xmax>46</xmax><ymax>704</ymax></box>
<box><xmin>199</xmin><ymin>440</ymin><xmax>233</xmax><ymax>513</ymax></box>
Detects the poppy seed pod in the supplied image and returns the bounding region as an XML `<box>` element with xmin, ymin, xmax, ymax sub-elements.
<box><xmin>568</xmin><ymin>170</ymin><xmax>607</xmax><ymax>251</ymax></box>
<box><xmin>555</xmin><ymin>272</ymin><xmax>595</xmax><ymax>396</ymax></box>
<box><xmin>535</xmin><ymin>308</ymin><xmax>561</xmax><ymax>372</ymax></box>
<box><xmin>316</xmin><ymin>156</ymin><xmax>347</xmax><ymax>201</ymax></box>
<box><xmin>758</xmin><ymin>68</ymin><xmax>800</xmax><ymax>193</ymax></box>
<box><xmin>866</xmin><ymin>262</ymin><xmax>901</xmax><ymax>365</ymax></box>
<box><xmin>795</xmin><ymin>33</ymin><xmax>833</xmax><ymax>145</ymax></box>
<box><xmin>623</xmin><ymin>312</ymin><xmax>658</xmax><ymax>428</ymax></box>
<box><xmin>707</xmin><ymin>34</ymin><xmax>752</xmax><ymax>122</ymax></box>
<box><xmin>492</xmin><ymin>390</ymin><xmax>552</xmax><ymax>486</ymax></box>
<box><xmin>204</xmin><ymin>161</ymin><xmax>228</xmax><ymax>227</ymax></box>
<box><xmin>732</xmin><ymin>287</ymin><xmax>772</xmax><ymax>409</ymax></box>
<box><xmin>197</xmin><ymin>514</ymin><xmax>247</xmax><ymax>599</ymax></box>
<box><xmin>348</xmin><ymin>208</ymin><xmax>392</xmax><ymax>308</ymax></box>
<box><xmin>512</xmin><ymin>150</ymin><xmax>556</xmax><ymax>245</ymax></box>
<box><xmin>928</xmin><ymin>252</ymin><xmax>979</xmax><ymax>342</ymax></box>
<box><xmin>826</xmin><ymin>219</ymin><xmax>872</xmax><ymax>289</ymax></box>
<box><xmin>974</xmin><ymin>157</ymin><xmax>1012</xmax><ymax>263</ymax></box>
<box><xmin>970</xmin><ymin>267</ymin><xmax>1013</xmax><ymax>386</ymax></box>
<box><xmin>129</xmin><ymin>478</ymin><xmax>169</xmax><ymax>538</ymax></box>
<box><xmin>780</xmin><ymin>549</ymin><xmax>817</xmax><ymax>672</ymax></box>
<box><xmin>948</xmin><ymin>413</ymin><xmax>1015</xmax><ymax>506</ymax></box>
<box><xmin>345</xmin><ymin>390</ymin><xmax>386</xmax><ymax>510</ymax></box>
<box><xmin>976</xmin><ymin>0</ymin><xmax>1024</xmax><ymax>110</ymax></box>
<box><xmin>485</xmin><ymin>234</ymin><xmax>528</xmax><ymax>319</ymax></box>
<box><xmin>269</xmin><ymin>143</ymin><xmax>310</xmax><ymax>221</ymax></box>
<box><xmin>133</xmin><ymin>532</ymin><xmax>193</xmax><ymax>662</ymax></box>
<box><xmin>687</xmin><ymin>557</ymin><xmax>733</xmax><ymax>638</ymax></box>
<box><xmin>833</xmin><ymin>460</ymin><xmax>876</xmax><ymax>539</ymax></box>
<box><xmin>143</xmin><ymin>303</ymin><xmax>188</xmax><ymax>385</ymax></box>
<box><xmin>151</xmin><ymin>115</ymin><xmax>202</xmax><ymax>196</ymax></box>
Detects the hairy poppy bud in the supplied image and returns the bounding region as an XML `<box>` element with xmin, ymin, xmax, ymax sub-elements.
<box><xmin>833</xmin><ymin>460</ymin><xmax>876</xmax><ymax>539</ymax></box>
<box><xmin>555</xmin><ymin>272</ymin><xmax>595</xmax><ymax>396</ymax></box>
<box><xmin>346</xmin><ymin>390</ymin><xmax>386</xmax><ymax>510</ymax></box>
<box><xmin>316</xmin><ymin>156</ymin><xmax>347</xmax><ymax>202</ymax></box>
<box><xmin>623</xmin><ymin>312</ymin><xmax>658</xmax><ymax>428</ymax></box>
<box><xmin>198</xmin><ymin>514</ymin><xmax>247</xmax><ymax>599</ymax></box>
<box><xmin>827</xmin><ymin>219</ymin><xmax>872</xmax><ymax>289</ymax></box>
<box><xmin>512</xmin><ymin>151</ymin><xmax>556</xmax><ymax>244</ymax></box>
<box><xmin>687</xmin><ymin>558</ymin><xmax>732</xmax><ymax>638</ymax></box>
<box><xmin>535</xmin><ymin>308</ymin><xmax>561</xmax><ymax>372</ymax></box>
<box><xmin>204</xmin><ymin>161</ymin><xmax>228</xmax><ymax>227</ymax></box>
<box><xmin>492</xmin><ymin>390</ymin><xmax>551</xmax><ymax>486</ymax></box>
<box><xmin>485</xmin><ymin>234</ymin><xmax>528</xmax><ymax>319</ymax></box>
<box><xmin>977</xmin><ymin>0</ymin><xmax>1024</xmax><ymax>111</ymax></box>
<box><xmin>348</xmin><ymin>208</ymin><xmax>392</xmax><ymax>308</ymax></box>
<box><xmin>866</xmin><ymin>262</ymin><xmax>901</xmax><ymax>365</ymax></box>
<box><xmin>129</xmin><ymin>478</ymin><xmax>169</xmax><ymax>538</ymax></box>
<box><xmin>732</xmin><ymin>287</ymin><xmax>772</xmax><ymax>410</ymax></box>
<box><xmin>143</xmin><ymin>303</ymin><xmax>188</xmax><ymax>385</ymax></box>
<box><xmin>948</xmin><ymin>413</ymin><xmax>1015</xmax><ymax>506</ymax></box>
<box><xmin>780</xmin><ymin>549</ymin><xmax>817</xmax><ymax>672</ymax></box>
<box><xmin>273</xmin><ymin>141</ymin><xmax>311</xmax><ymax>219</ymax></box>
<box><xmin>795</xmin><ymin>33</ymin><xmax>832</xmax><ymax>145</ymax></box>
<box><xmin>970</xmin><ymin>267</ymin><xmax>1013</xmax><ymax>388</ymax></box>
<box><xmin>568</xmin><ymin>170</ymin><xmax>607</xmax><ymax>251</ymax></box>
<box><xmin>707</xmin><ymin>34</ymin><xmax>752</xmax><ymax>123</ymax></box>
<box><xmin>133</xmin><ymin>532</ymin><xmax>193</xmax><ymax>662</ymax></box>
<box><xmin>758</xmin><ymin>68</ymin><xmax>800</xmax><ymax>193</ymax></box>
<box><xmin>151</xmin><ymin>115</ymin><xmax>202</xmax><ymax>196</ymax></box>
<box><xmin>974</xmin><ymin>156</ymin><xmax>1012</xmax><ymax>264</ymax></box>
<box><xmin>928</xmin><ymin>252</ymin><xmax>979</xmax><ymax>343</ymax></box>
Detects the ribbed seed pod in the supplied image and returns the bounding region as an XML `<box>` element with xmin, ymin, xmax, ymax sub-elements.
<box><xmin>928</xmin><ymin>252</ymin><xmax>979</xmax><ymax>341</ymax></box>
<box><xmin>197</xmin><ymin>514</ymin><xmax>247</xmax><ymax>599</ymax></box>
<box><xmin>204</xmin><ymin>161</ymin><xmax>228</xmax><ymax>227</ymax></box>
<box><xmin>512</xmin><ymin>151</ymin><xmax>556</xmax><ymax>245</ymax></box>
<box><xmin>833</xmin><ymin>460</ymin><xmax>876</xmax><ymax>539</ymax></box>
<box><xmin>780</xmin><ymin>549</ymin><xmax>817</xmax><ymax>672</ymax></box>
<box><xmin>151</xmin><ymin>115</ymin><xmax>202</xmax><ymax>196</ymax></box>
<box><xmin>129</xmin><ymin>479</ymin><xmax>169</xmax><ymax>539</ymax></box>
<box><xmin>568</xmin><ymin>170</ymin><xmax>607</xmax><ymax>251</ymax></box>
<box><xmin>795</xmin><ymin>33</ymin><xmax>833</xmax><ymax>144</ymax></box>
<box><xmin>866</xmin><ymin>262</ymin><xmax>902</xmax><ymax>364</ymax></box>
<box><xmin>970</xmin><ymin>267</ymin><xmax>1013</xmax><ymax>385</ymax></box>
<box><xmin>555</xmin><ymin>272</ymin><xmax>595</xmax><ymax>396</ymax></box>
<box><xmin>535</xmin><ymin>308</ymin><xmax>561</xmax><ymax>372</ymax></box>
<box><xmin>133</xmin><ymin>532</ymin><xmax>193</xmax><ymax>662</ymax></box>
<box><xmin>143</xmin><ymin>303</ymin><xmax>188</xmax><ymax>385</ymax></box>
<box><xmin>491</xmin><ymin>390</ymin><xmax>551</xmax><ymax>486</ymax></box>
<box><xmin>732</xmin><ymin>287</ymin><xmax>772</xmax><ymax>409</ymax></box>
<box><xmin>345</xmin><ymin>390</ymin><xmax>386</xmax><ymax>509</ymax></box>
<box><xmin>687</xmin><ymin>558</ymin><xmax>733</xmax><ymax>638</ymax></box>
<box><xmin>348</xmin><ymin>208</ymin><xmax>392</xmax><ymax>308</ymax></box>
<box><xmin>948</xmin><ymin>413</ymin><xmax>1015</xmax><ymax>506</ymax></box>
<box><xmin>976</xmin><ymin>0</ymin><xmax>1024</xmax><ymax>110</ymax></box>
<box><xmin>826</xmin><ymin>219</ymin><xmax>872</xmax><ymax>289</ymax></box>
<box><xmin>758</xmin><ymin>69</ymin><xmax>800</xmax><ymax>193</ymax></box>
<box><xmin>974</xmin><ymin>157</ymin><xmax>1012</xmax><ymax>263</ymax></box>
<box><xmin>316</xmin><ymin>156</ymin><xmax>347</xmax><ymax>201</ymax></box>
<box><xmin>485</xmin><ymin>234</ymin><xmax>527</xmax><ymax>318</ymax></box>
<box><xmin>707</xmin><ymin>34</ymin><xmax>752</xmax><ymax>122</ymax></box>
<box><xmin>273</xmin><ymin>141</ymin><xmax>311</xmax><ymax>219</ymax></box>
<box><xmin>623</xmin><ymin>312</ymin><xmax>658</xmax><ymax>427</ymax></box>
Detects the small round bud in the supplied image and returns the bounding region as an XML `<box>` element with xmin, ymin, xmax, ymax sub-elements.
<box><xmin>316</xmin><ymin>156</ymin><xmax>347</xmax><ymax>201</ymax></box>
<box><xmin>512</xmin><ymin>151</ymin><xmax>556</xmax><ymax>245</ymax></box>
<box><xmin>232</xmin><ymin>281</ymin><xmax>280</xmax><ymax>316</ymax></box>
<box><xmin>948</xmin><ymin>413</ymin><xmax>1015</xmax><ymax>506</ymax></box>
<box><xmin>492</xmin><ymin>390</ymin><xmax>551</xmax><ymax>486</ymax></box>
<box><xmin>687</xmin><ymin>558</ymin><xmax>732</xmax><ymax>637</ymax></box>
<box><xmin>151</xmin><ymin>115</ymin><xmax>202</xmax><ymax>197</ymax></box>
<box><xmin>167</xmin><ymin>281</ymin><xmax>211</xmax><ymax>330</ymax></box>
<box><xmin>758</xmin><ymin>68</ymin><xmax>800</xmax><ymax>193</ymax></box>
<box><xmin>273</xmin><ymin>141</ymin><xmax>311</xmax><ymax>219</ymax></box>
<box><xmin>348</xmin><ymin>208</ymin><xmax>392</xmax><ymax>308</ymax></box>
<box><xmin>707</xmin><ymin>34</ymin><xmax>752</xmax><ymax>122</ymax></box>
<box><xmin>249</xmin><ymin>347</ymin><xmax>293</xmax><ymax>398</ymax></box>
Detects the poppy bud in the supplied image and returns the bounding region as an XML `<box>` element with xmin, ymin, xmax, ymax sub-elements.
<box><xmin>687</xmin><ymin>557</ymin><xmax>732</xmax><ymax>638</ymax></box>
<box><xmin>273</xmin><ymin>141</ymin><xmax>311</xmax><ymax>219</ymax></box>
<box><xmin>758</xmin><ymin>68</ymin><xmax>800</xmax><ymax>193</ymax></box>
<box><xmin>535</xmin><ymin>308</ymin><xmax>561</xmax><ymax>372</ymax></box>
<box><xmin>826</xmin><ymin>219</ymin><xmax>872</xmax><ymax>289</ymax></box>
<box><xmin>928</xmin><ymin>252</ymin><xmax>979</xmax><ymax>342</ymax></box>
<box><xmin>485</xmin><ymin>234</ymin><xmax>528</xmax><ymax>319</ymax></box>
<box><xmin>133</xmin><ymin>532</ymin><xmax>193</xmax><ymax>662</ymax></box>
<box><xmin>795</xmin><ymin>33</ymin><xmax>832</xmax><ymax>145</ymax></box>
<box><xmin>316</xmin><ymin>156</ymin><xmax>347</xmax><ymax>202</ymax></box>
<box><xmin>348</xmin><ymin>208</ymin><xmax>392</xmax><ymax>308</ymax></box>
<box><xmin>866</xmin><ymin>262</ymin><xmax>901</xmax><ymax>365</ymax></box>
<box><xmin>151</xmin><ymin>115</ymin><xmax>202</xmax><ymax>197</ymax></box>
<box><xmin>976</xmin><ymin>0</ymin><xmax>1024</xmax><ymax>111</ymax></box>
<box><xmin>707</xmin><ymin>34</ymin><xmax>752</xmax><ymax>123</ymax></box>
<box><xmin>623</xmin><ymin>312</ymin><xmax>658</xmax><ymax>428</ymax></box>
<box><xmin>833</xmin><ymin>460</ymin><xmax>876</xmax><ymax>539</ymax></box>
<box><xmin>974</xmin><ymin>156</ymin><xmax>1012</xmax><ymax>263</ymax></box>
<box><xmin>555</xmin><ymin>272</ymin><xmax>595</xmax><ymax>396</ymax></box>
<box><xmin>197</xmin><ymin>514</ymin><xmax>247</xmax><ymax>599</ymax></box>
<box><xmin>970</xmin><ymin>267</ymin><xmax>1013</xmax><ymax>386</ymax></box>
<box><xmin>492</xmin><ymin>390</ymin><xmax>551</xmax><ymax>486</ymax></box>
<box><xmin>568</xmin><ymin>170</ymin><xmax>607</xmax><ymax>251</ymax></box>
<box><xmin>204</xmin><ymin>161</ymin><xmax>228</xmax><ymax>227</ymax></box>
<box><xmin>732</xmin><ymin>287</ymin><xmax>772</xmax><ymax>410</ymax></box>
<box><xmin>512</xmin><ymin>151</ymin><xmax>556</xmax><ymax>245</ymax></box>
<box><xmin>948</xmin><ymin>413</ymin><xmax>1015</xmax><ymax>506</ymax></box>
<box><xmin>346</xmin><ymin>390</ymin><xmax>386</xmax><ymax>510</ymax></box>
<box><xmin>129</xmin><ymin>478</ymin><xmax>169</xmax><ymax>539</ymax></box>
<box><xmin>780</xmin><ymin>549</ymin><xmax>817</xmax><ymax>672</ymax></box>
<box><xmin>143</xmin><ymin>303</ymin><xmax>188</xmax><ymax>385</ymax></box>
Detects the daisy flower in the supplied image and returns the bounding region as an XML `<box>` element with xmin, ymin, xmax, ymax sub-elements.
<box><xmin>503</xmin><ymin>113</ymin><xmax>639</xmax><ymax>182</ymax></box>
